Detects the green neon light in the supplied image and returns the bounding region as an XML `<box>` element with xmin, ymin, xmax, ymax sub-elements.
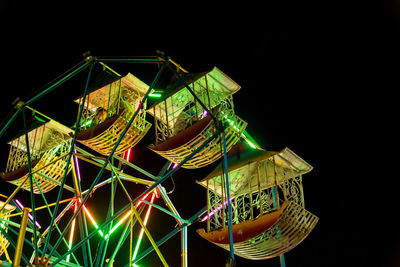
<box><xmin>83</xmin><ymin>205</ymin><xmax>104</xmax><ymax>237</ymax></box>
<box><xmin>132</xmin><ymin>193</ymin><xmax>156</xmax><ymax>265</ymax></box>
<box><xmin>81</xmin><ymin>119</ymin><xmax>93</xmax><ymax>127</ymax></box>
<box><xmin>132</xmin><ymin>234</ymin><xmax>145</xmax><ymax>264</ymax></box>
<box><xmin>66</xmin><ymin>217</ymin><xmax>76</xmax><ymax>262</ymax></box>
<box><xmin>34</xmin><ymin>115</ymin><xmax>46</xmax><ymax>123</ymax></box>
<box><xmin>220</xmin><ymin>110</ymin><xmax>259</xmax><ymax>149</ymax></box>
<box><xmin>91</xmin><ymin>220</ymin><xmax>104</xmax><ymax>237</ymax></box>
<box><xmin>149</xmin><ymin>93</ymin><xmax>162</xmax><ymax>97</ymax></box>
<box><xmin>104</xmin><ymin>211</ymin><xmax>131</xmax><ymax>239</ymax></box>
<box><xmin>102</xmin><ymin>194</ymin><xmax>151</xmax><ymax>240</ymax></box>
<box><xmin>241</xmin><ymin>133</ymin><xmax>256</xmax><ymax>149</ymax></box>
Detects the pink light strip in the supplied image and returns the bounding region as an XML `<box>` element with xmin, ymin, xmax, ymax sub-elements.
<box><xmin>201</xmin><ymin>197</ymin><xmax>234</xmax><ymax>221</ymax></box>
<box><xmin>73</xmin><ymin>146</ymin><xmax>81</xmax><ymax>180</ymax></box>
<box><xmin>14</xmin><ymin>199</ymin><xmax>41</xmax><ymax>228</ymax></box>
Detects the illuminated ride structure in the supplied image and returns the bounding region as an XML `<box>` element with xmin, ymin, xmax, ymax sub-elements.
<box><xmin>147</xmin><ymin>67</ymin><xmax>247</xmax><ymax>169</ymax></box>
<box><xmin>0</xmin><ymin>119</ymin><xmax>73</xmax><ymax>194</ymax></box>
<box><xmin>74</xmin><ymin>72</ymin><xmax>151</xmax><ymax>156</ymax></box>
<box><xmin>0</xmin><ymin>201</ymin><xmax>15</xmax><ymax>259</ymax></box>
<box><xmin>0</xmin><ymin>54</ymin><xmax>318</xmax><ymax>267</ymax></box>
<box><xmin>196</xmin><ymin>146</ymin><xmax>319</xmax><ymax>260</ymax></box>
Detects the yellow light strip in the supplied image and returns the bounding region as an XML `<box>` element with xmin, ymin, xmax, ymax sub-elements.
<box><xmin>99</xmin><ymin>62</ymin><xmax>121</xmax><ymax>77</ymax></box>
<box><xmin>83</xmin><ymin>204</ymin><xmax>104</xmax><ymax>237</ymax></box>
<box><xmin>0</xmin><ymin>198</ymin><xmax>75</xmax><ymax>219</ymax></box>
<box><xmin>131</xmin><ymin>199</ymin><xmax>168</xmax><ymax>267</ymax></box>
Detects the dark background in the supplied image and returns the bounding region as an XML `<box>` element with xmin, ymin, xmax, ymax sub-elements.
<box><xmin>0</xmin><ymin>1</ymin><xmax>398</xmax><ymax>266</ymax></box>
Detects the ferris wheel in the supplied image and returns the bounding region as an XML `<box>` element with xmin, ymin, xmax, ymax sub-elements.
<box><xmin>0</xmin><ymin>53</ymin><xmax>318</xmax><ymax>267</ymax></box>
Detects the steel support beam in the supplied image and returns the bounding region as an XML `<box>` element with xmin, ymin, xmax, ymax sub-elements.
<box><xmin>12</xmin><ymin>208</ymin><xmax>30</xmax><ymax>267</ymax></box>
<box><xmin>51</xmin><ymin>131</ymin><xmax>218</xmax><ymax>266</ymax></box>
<box><xmin>49</xmin><ymin>62</ymin><xmax>168</xmax><ymax>260</ymax></box>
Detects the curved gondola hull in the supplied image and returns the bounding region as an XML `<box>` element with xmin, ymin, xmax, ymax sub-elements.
<box><xmin>197</xmin><ymin>201</ymin><xmax>318</xmax><ymax>260</ymax></box>
<box><xmin>149</xmin><ymin>113</ymin><xmax>246</xmax><ymax>169</ymax></box>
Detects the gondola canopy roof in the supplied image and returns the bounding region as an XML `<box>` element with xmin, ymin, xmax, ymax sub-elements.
<box><xmin>74</xmin><ymin>73</ymin><xmax>149</xmax><ymax>112</ymax></box>
<box><xmin>147</xmin><ymin>67</ymin><xmax>240</xmax><ymax>120</ymax></box>
<box><xmin>197</xmin><ymin>147</ymin><xmax>313</xmax><ymax>196</ymax></box>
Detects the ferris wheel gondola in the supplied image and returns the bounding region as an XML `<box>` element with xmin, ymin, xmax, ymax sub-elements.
<box><xmin>0</xmin><ymin>119</ymin><xmax>73</xmax><ymax>194</ymax></box>
<box><xmin>196</xmin><ymin>146</ymin><xmax>319</xmax><ymax>260</ymax></box>
<box><xmin>147</xmin><ymin>67</ymin><xmax>247</xmax><ymax>169</ymax></box>
<box><xmin>74</xmin><ymin>72</ymin><xmax>152</xmax><ymax>156</ymax></box>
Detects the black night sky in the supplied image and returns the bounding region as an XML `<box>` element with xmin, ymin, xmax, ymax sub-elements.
<box><xmin>0</xmin><ymin>1</ymin><xmax>398</xmax><ymax>267</ymax></box>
